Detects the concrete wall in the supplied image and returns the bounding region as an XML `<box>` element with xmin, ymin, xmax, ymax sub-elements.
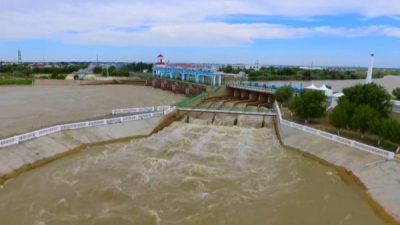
<box><xmin>0</xmin><ymin>117</ymin><xmax>162</xmax><ymax>179</ymax></box>
<box><xmin>249</xmin><ymin>92</ymin><xmax>260</xmax><ymax>101</ymax></box>
<box><xmin>276</xmin><ymin>119</ymin><xmax>400</xmax><ymax>223</ymax></box>
<box><xmin>241</xmin><ymin>90</ymin><xmax>249</xmax><ymax>99</ymax></box>
<box><xmin>234</xmin><ymin>89</ymin><xmax>241</xmax><ymax>98</ymax></box>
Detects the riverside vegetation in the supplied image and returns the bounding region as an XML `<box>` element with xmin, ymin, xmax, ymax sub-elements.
<box><xmin>220</xmin><ymin>65</ymin><xmax>399</xmax><ymax>81</ymax></box>
<box><xmin>275</xmin><ymin>83</ymin><xmax>400</xmax><ymax>153</ymax></box>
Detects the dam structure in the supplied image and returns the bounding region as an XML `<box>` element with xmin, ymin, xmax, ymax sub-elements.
<box><xmin>0</xmin><ymin>83</ymin><xmax>399</xmax><ymax>224</ymax></box>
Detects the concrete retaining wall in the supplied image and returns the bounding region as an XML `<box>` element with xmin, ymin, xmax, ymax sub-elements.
<box><xmin>0</xmin><ymin>117</ymin><xmax>162</xmax><ymax>179</ymax></box>
<box><xmin>276</xmin><ymin>119</ymin><xmax>400</xmax><ymax>222</ymax></box>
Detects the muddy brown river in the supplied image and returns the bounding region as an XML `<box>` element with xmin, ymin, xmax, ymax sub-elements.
<box><xmin>0</xmin><ymin>85</ymin><xmax>185</xmax><ymax>138</ymax></box>
<box><xmin>0</xmin><ymin>85</ymin><xmax>391</xmax><ymax>224</ymax></box>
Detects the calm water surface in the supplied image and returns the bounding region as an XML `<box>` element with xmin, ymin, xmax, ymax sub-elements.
<box><xmin>0</xmin><ymin>85</ymin><xmax>185</xmax><ymax>138</ymax></box>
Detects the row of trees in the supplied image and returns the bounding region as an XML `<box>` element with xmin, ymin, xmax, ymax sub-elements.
<box><xmin>0</xmin><ymin>64</ymin><xmax>86</xmax><ymax>76</ymax></box>
<box><xmin>91</xmin><ymin>62</ymin><xmax>153</xmax><ymax>77</ymax></box>
<box><xmin>274</xmin><ymin>83</ymin><xmax>400</xmax><ymax>152</ymax></box>
<box><xmin>220</xmin><ymin>65</ymin><xmax>385</xmax><ymax>81</ymax></box>
<box><xmin>92</xmin><ymin>66</ymin><xmax>130</xmax><ymax>76</ymax></box>
<box><xmin>328</xmin><ymin>83</ymin><xmax>400</xmax><ymax>152</ymax></box>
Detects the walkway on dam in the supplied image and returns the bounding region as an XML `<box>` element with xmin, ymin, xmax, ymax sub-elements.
<box><xmin>226</xmin><ymin>83</ymin><xmax>276</xmax><ymax>94</ymax></box>
<box><xmin>178</xmin><ymin>106</ymin><xmax>276</xmax><ymax>116</ymax></box>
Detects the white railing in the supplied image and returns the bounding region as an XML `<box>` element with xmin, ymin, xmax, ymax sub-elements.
<box><xmin>227</xmin><ymin>83</ymin><xmax>276</xmax><ymax>93</ymax></box>
<box><xmin>112</xmin><ymin>106</ymin><xmax>172</xmax><ymax>115</ymax></box>
<box><xmin>0</xmin><ymin>105</ymin><xmax>177</xmax><ymax>149</ymax></box>
<box><xmin>274</xmin><ymin>101</ymin><xmax>395</xmax><ymax>159</ymax></box>
<box><xmin>112</xmin><ymin>106</ymin><xmax>155</xmax><ymax>115</ymax></box>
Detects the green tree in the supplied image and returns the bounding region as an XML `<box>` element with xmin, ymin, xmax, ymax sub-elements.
<box><xmin>92</xmin><ymin>66</ymin><xmax>102</xmax><ymax>74</ymax></box>
<box><xmin>337</xmin><ymin>98</ymin><xmax>356</xmax><ymax>129</ymax></box>
<box><xmin>248</xmin><ymin>70</ymin><xmax>257</xmax><ymax>79</ymax></box>
<box><xmin>351</xmin><ymin>105</ymin><xmax>379</xmax><ymax>138</ymax></box>
<box><xmin>111</xmin><ymin>70</ymin><xmax>117</xmax><ymax>76</ymax></box>
<box><xmin>288</xmin><ymin>89</ymin><xmax>326</xmax><ymax>123</ymax></box>
<box><xmin>22</xmin><ymin>68</ymin><xmax>33</xmax><ymax>76</ymax></box>
<box><xmin>381</xmin><ymin>119</ymin><xmax>400</xmax><ymax>153</ymax></box>
<box><xmin>329</xmin><ymin>106</ymin><xmax>349</xmax><ymax>135</ymax></box>
<box><xmin>303</xmin><ymin>70</ymin><xmax>311</xmax><ymax>80</ymax></box>
<box><xmin>108</xmin><ymin>66</ymin><xmax>116</xmax><ymax>74</ymax></box>
<box><xmin>392</xmin><ymin>87</ymin><xmax>400</xmax><ymax>100</ymax></box>
<box><xmin>326</xmin><ymin>85</ymin><xmax>332</xmax><ymax>89</ymax></box>
<box><xmin>275</xmin><ymin>86</ymin><xmax>293</xmax><ymax>107</ymax></box>
<box><xmin>341</xmin><ymin>83</ymin><xmax>392</xmax><ymax>118</ymax></box>
<box><xmin>368</xmin><ymin>116</ymin><xmax>383</xmax><ymax>145</ymax></box>
<box><xmin>101</xmin><ymin>69</ymin><xmax>107</xmax><ymax>76</ymax></box>
<box><xmin>223</xmin><ymin>65</ymin><xmax>233</xmax><ymax>73</ymax></box>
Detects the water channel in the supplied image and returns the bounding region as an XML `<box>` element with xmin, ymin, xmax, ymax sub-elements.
<box><xmin>0</xmin><ymin>85</ymin><xmax>391</xmax><ymax>224</ymax></box>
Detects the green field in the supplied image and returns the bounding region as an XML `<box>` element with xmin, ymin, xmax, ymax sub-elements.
<box><xmin>0</xmin><ymin>79</ymin><xmax>33</xmax><ymax>85</ymax></box>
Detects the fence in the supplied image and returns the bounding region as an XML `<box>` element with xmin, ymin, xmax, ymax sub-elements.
<box><xmin>0</xmin><ymin>106</ymin><xmax>176</xmax><ymax>149</ymax></box>
<box><xmin>111</xmin><ymin>106</ymin><xmax>173</xmax><ymax>115</ymax></box>
<box><xmin>274</xmin><ymin>101</ymin><xmax>395</xmax><ymax>159</ymax></box>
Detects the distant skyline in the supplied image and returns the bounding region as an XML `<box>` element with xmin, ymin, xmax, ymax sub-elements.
<box><xmin>1</xmin><ymin>0</ymin><xmax>400</xmax><ymax>67</ymax></box>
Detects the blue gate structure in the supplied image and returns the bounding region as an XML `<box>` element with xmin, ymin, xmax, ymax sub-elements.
<box><xmin>152</xmin><ymin>67</ymin><xmax>224</xmax><ymax>86</ymax></box>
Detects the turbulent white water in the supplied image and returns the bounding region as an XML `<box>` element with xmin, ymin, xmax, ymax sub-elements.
<box><xmin>0</xmin><ymin>118</ymin><xmax>387</xmax><ymax>224</ymax></box>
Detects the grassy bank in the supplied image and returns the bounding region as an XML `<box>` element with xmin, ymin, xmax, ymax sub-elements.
<box><xmin>0</xmin><ymin>79</ymin><xmax>33</xmax><ymax>85</ymax></box>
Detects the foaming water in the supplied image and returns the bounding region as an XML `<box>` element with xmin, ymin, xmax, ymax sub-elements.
<box><xmin>0</xmin><ymin>118</ymin><xmax>388</xmax><ymax>224</ymax></box>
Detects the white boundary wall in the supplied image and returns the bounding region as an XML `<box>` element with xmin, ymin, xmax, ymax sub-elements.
<box><xmin>0</xmin><ymin>105</ymin><xmax>176</xmax><ymax>149</ymax></box>
<box><xmin>275</xmin><ymin>101</ymin><xmax>395</xmax><ymax>159</ymax></box>
<box><xmin>111</xmin><ymin>106</ymin><xmax>172</xmax><ymax>115</ymax></box>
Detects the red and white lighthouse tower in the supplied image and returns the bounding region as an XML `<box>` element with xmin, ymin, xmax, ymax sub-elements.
<box><xmin>155</xmin><ymin>54</ymin><xmax>166</xmax><ymax>67</ymax></box>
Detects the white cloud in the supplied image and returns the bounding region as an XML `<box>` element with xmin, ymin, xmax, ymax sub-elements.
<box><xmin>1</xmin><ymin>0</ymin><xmax>400</xmax><ymax>46</ymax></box>
<box><xmin>381</xmin><ymin>27</ymin><xmax>400</xmax><ymax>37</ymax></box>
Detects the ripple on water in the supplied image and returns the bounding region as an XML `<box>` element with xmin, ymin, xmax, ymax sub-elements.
<box><xmin>0</xmin><ymin>118</ymin><xmax>390</xmax><ymax>225</ymax></box>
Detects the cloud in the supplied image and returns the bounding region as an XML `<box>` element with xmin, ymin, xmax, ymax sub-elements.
<box><xmin>1</xmin><ymin>0</ymin><xmax>400</xmax><ymax>46</ymax></box>
<box><xmin>60</xmin><ymin>23</ymin><xmax>397</xmax><ymax>47</ymax></box>
<box><xmin>381</xmin><ymin>27</ymin><xmax>400</xmax><ymax>37</ymax></box>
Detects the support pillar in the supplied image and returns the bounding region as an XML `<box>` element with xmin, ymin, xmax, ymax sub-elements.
<box><xmin>195</xmin><ymin>74</ymin><xmax>199</xmax><ymax>83</ymax></box>
<box><xmin>181</xmin><ymin>73</ymin><xmax>185</xmax><ymax>81</ymax></box>
<box><xmin>200</xmin><ymin>76</ymin><xmax>204</xmax><ymax>83</ymax></box>
<box><xmin>212</xmin><ymin>76</ymin><xmax>216</xmax><ymax>86</ymax></box>
<box><xmin>160</xmin><ymin>71</ymin><xmax>163</xmax><ymax>77</ymax></box>
<box><xmin>218</xmin><ymin>75</ymin><xmax>222</xmax><ymax>86</ymax></box>
<box><xmin>170</xmin><ymin>73</ymin><xmax>173</xmax><ymax>79</ymax></box>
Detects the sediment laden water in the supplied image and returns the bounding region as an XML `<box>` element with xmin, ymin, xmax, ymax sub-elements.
<box><xmin>0</xmin><ymin>116</ymin><xmax>387</xmax><ymax>225</ymax></box>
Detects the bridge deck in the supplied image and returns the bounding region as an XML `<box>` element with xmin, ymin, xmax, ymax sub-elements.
<box><xmin>226</xmin><ymin>84</ymin><xmax>276</xmax><ymax>94</ymax></box>
<box><xmin>178</xmin><ymin>107</ymin><xmax>277</xmax><ymax>116</ymax></box>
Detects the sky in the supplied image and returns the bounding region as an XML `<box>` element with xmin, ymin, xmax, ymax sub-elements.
<box><xmin>1</xmin><ymin>0</ymin><xmax>400</xmax><ymax>67</ymax></box>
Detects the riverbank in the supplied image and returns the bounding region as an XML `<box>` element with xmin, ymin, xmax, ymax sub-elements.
<box><xmin>274</xmin><ymin>117</ymin><xmax>400</xmax><ymax>223</ymax></box>
<box><xmin>0</xmin><ymin>79</ymin><xmax>33</xmax><ymax>85</ymax></box>
<box><xmin>0</xmin><ymin>113</ymin><xmax>179</xmax><ymax>185</ymax></box>
<box><xmin>0</xmin><ymin>109</ymin><xmax>398</xmax><ymax>223</ymax></box>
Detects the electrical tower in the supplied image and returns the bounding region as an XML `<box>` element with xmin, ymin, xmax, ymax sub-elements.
<box><xmin>18</xmin><ymin>48</ymin><xmax>22</xmax><ymax>64</ymax></box>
